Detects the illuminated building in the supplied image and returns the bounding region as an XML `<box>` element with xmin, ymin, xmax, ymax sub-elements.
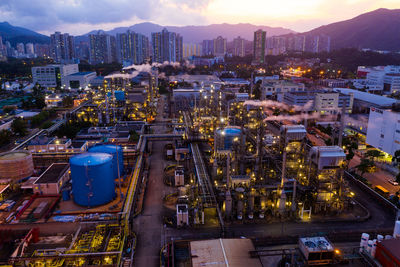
<box><xmin>50</xmin><ymin>32</ymin><xmax>75</xmax><ymax>63</ymax></box>
<box><xmin>31</xmin><ymin>64</ymin><xmax>79</xmax><ymax>88</ymax></box>
<box><xmin>213</xmin><ymin>36</ymin><xmax>227</xmax><ymax>57</ymax></box>
<box><xmin>308</xmin><ymin>146</ymin><xmax>347</xmax><ymax>213</ymax></box>
<box><xmin>89</xmin><ymin>32</ymin><xmax>117</xmax><ymax>64</ymax></box>
<box><xmin>151</xmin><ymin>28</ymin><xmax>183</xmax><ymax>63</ymax></box>
<box><xmin>116</xmin><ymin>31</ymin><xmax>149</xmax><ymax>64</ymax></box>
<box><xmin>253</xmin><ymin>29</ymin><xmax>266</xmax><ymax>64</ymax></box>
<box><xmin>233</xmin><ymin>36</ymin><xmax>245</xmax><ymax>57</ymax></box>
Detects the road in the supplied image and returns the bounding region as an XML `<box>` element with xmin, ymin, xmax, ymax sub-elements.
<box><xmin>349</xmin><ymin>154</ymin><xmax>399</xmax><ymax>194</ymax></box>
<box><xmin>133</xmin><ymin>96</ymin><xmax>175</xmax><ymax>267</ymax></box>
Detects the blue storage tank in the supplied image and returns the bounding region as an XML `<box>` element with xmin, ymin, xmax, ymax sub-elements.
<box><xmin>62</xmin><ymin>190</ymin><xmax>71</xmax><ymax>201</ymax></box>
<box><xmin>88</xmin><ymin>144</ymin><xmax>124</xmax><ymax>179</ymax></box>
<box><xmin>107</xmin><ymin>91</ymin><xmax>125</xmax><ymax>101</ymax></box>
<box><xmin>217</xmin><ymin>127</ymin><xmax>241</xmax><ymax>150</ymax></box>
<box><xmin>70</xmin><ymin>153</ymin><xmax>115</xmax><ymax>207</ymax></box>
<box><xmin>114</xmin><ymin>90</ymin><xmax>125</xmax><ymax>101</ymax></box>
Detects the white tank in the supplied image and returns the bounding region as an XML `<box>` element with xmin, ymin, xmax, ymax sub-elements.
<box><xmin>371</xmin><ymin>239</ymin><xmax>377</xmax><ymax>258</ymax></box>
<box><xmin>377</xmin><ymin>235</ymin><xmax>384</xmax><ymax>242</ymax></box>
<box><xmin>393</xmin><ymin>221</ymin><xmax>400</xmax><ymax>238</ymax></box>
<box><xmin>366</xmin><ymin>240</ymin><xmax>373</xmax><ymax>254</ymax></box>
<box><xmin>360</xmin><ymin>233</ymin><xmax>369</xmax><ymax>253</ymax></box>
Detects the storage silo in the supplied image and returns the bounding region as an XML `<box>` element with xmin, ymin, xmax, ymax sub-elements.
<box><xmin>88</xmin><ymin>144</ymin><xmax>124</xmax><ymax>179</ymax></box>
<box><xmin>0</xmin><ymin>151</ymin><xmax>34</xmax><ymax>182</ymax></box>
<box><xmin>70</xmin><ymin>153</ymin><xmax>115</xmax><ymax>207</ymax></box>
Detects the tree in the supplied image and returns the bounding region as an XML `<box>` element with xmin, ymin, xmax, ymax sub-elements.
<box><xmin>356</xmin><ymin>158</ymin><xmax>375</xmax><ymax>177</ymax></box>
<box><xmin>62</xmin><ymin>96</ymin><xmax>74</xmax><ymax>108</ymax></box>
<box><xmin>342</xmin><ymin>136</ymin><xmax>358</xmax><ymax>166</ymax></box>
<box><xmin>0</xmin><ymin>130</ymin><xmax>12</xmax><ymax>146</ymax></box>
<box><xmin>365</xmin><ymin>149</ymin><xmax>384</xmax><ymax>161</ymax></box>
<box><xmin>11</xmin><ymin>118</ymin><xmax>28</xmax><ymax>136</ymax></box>
<box><xmin>392</xmin><ymin>150</ymin><xmax>400</xmax><ymax>183</ymax></box>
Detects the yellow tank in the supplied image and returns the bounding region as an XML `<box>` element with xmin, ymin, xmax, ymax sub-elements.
<box><xmin>0</xmin><ymin>151</ymin><xmax>34</xmax><ymax>181</ymax></box>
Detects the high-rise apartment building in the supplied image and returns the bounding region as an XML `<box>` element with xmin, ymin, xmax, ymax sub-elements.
<box><xmin>233</xmin><ymin>36</ymin><xmax>245</xmax><ymax>57</ymax></box>
<box><xmin>287</xmin><ymin>34</ymin><xmax>330</xmax><ymax>53</ymax></box>
<box><xmin>89</xmin><ymin>32</ymin><xmax>117</xmax><ymax>64</ymax></box>
<box><xmin>0</xmin><ymin>36</ymin><xmax>5</xmax><ymax>60</ymax></box>
<box><xmin>116</xmin><ymin>31</ymin><xmax>149</xmax><ymax>65</ymax></box>
<box><xmin>50</xmin><ymin>32</ymin><xmax>75</xmax><ymax>63</ymax></box>
<box><xmin>16</xmin><ymin>43</ymin><xmax>25</xmax><ymax>55</ymax></box>
<box><xmin>213</xmin><ymin>36</ymin><xmax>227</xmax><ymax>57</ymax></box>
<box><xmin>25</xmin><ymin>43</ymin><xmax>35</xmax><ymax>55</ymax></box>
<box><xmin>266</xmin><ymin>36</ymin><xmax>286</xmax><ymax>56</ymax></box>
<box><xmin>34</xmin><ymin>44</ymin><xmax>50</xmax><ymax>58</ymax></box>
<box><xmin>183</xmin><ymin>43</ymin><xmax>202</xmax><ymax>58</ymax></box>
<box><xmin>202</xmin><ymin>40</ymin><xmax>214</xmax><ymax>56</ymax></box>
<box><xmin>253</xmin><ymin>30</ymin><xmax>266</xmax><ymax>64</ymax></box>
<box><xmin>151</xmin><ymin>28</ymin><xmax>183</xmax><ymax>63</ymax></box>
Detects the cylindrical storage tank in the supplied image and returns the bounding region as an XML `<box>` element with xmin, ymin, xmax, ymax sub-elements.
<box><xmin>217</xmin><ymin>127</ymin><xmax>241</xmax><ymax>150</ymax></box>
<box><xmin>88</xmin><ymin>144</ymin><xmax>124</xmax><ymax>179</ymax></box>
<box><xmin>70</xmin><ymin>153</ymin><xmax>115</xmax><ymax>207</ymax></box>
<box><xmin>393</xmin><ymin>220</ymin><xmax>400</xmax><ymax>238</ymax></box>
<box><xmin>371</xmin><ymin>239</ymin><xmax>377</xmax><ymax>258</ymax></box>
<box><xmin>0</xmin><ymin>151</ymin><xmax>34</xmax><ymax>182</ymax></box>
<box><xmin>360</xmin><ymin>233</ymin><xmax>369</xmax><ymax>253</ymax></box>
<box><xmin>377</xmin><ymin>235</ymin><xmax>384</xmax><ymax>242</ymax></box>
<box><xmin>62</xmin><ymin>190</ymin><xmax>71</xmax><ymax>201</ymax></box>
<box><xmin>114</xmin><ymin>91</ymin><xmax>125</xmax><ymax>101</ymax></box>
<box><xmin>366</xmin><ymin>240</ymin><xmax>373</xmax><ymax>254</ymax></box>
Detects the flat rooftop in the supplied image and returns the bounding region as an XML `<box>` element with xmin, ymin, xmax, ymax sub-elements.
<box><xmin>35</xmin><ymin>163</ymin><xmax>69</xmax><ymax>184</ymax></box>
<box><xmin>70</xmin><ymin>140</ymin><xmax>87</xmax><ymax>148</ymax></box>
<box><xmin>68</xmin><ymin>71</ymin><xmax>96</xmax><ymax>76</ymax></box>
<box><xmin>190</xmin><ymin>238</ymin><xmax>262</xmax><ymax>267</ymax></box>
<box><xmin>334</xmin><ymin>88</ymin><xmax>397</xmax><ymax>106</ymax></box>
<box><xmin>27</xmin><ymin>136</ymin><xmax>55</xmax><ymax>146</ymax></box>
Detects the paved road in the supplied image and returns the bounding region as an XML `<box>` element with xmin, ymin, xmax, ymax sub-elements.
<box><xmin>133</xmin><ymin>95</ymin><xmax>175</xmax><ymax>267</ymax></box>
<box><xmin>350</xmin><ymin>154</ymin><xmax>399</xmax><ymax>194</ymax></box>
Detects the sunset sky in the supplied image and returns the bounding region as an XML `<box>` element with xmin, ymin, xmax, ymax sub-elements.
<box><xmin>0</xmin><ymin>0</ymin><xmax>398</xmax><ymax>35</ymax></box>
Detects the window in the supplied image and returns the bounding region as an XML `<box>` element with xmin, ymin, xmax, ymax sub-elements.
<box><xmin>380</xmin><ymin>134</ymin><xmax>385</xmax><ymax>138</ymax></box>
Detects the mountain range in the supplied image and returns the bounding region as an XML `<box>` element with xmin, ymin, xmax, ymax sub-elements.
<box><xmin>0</xmin><ymin>21</ymin><xmax>49</xmax><ymax>46</ymax></box>
<box><xmin>303</xmin><ymin>8</ymin><xmax>400</xmax><ymax>51</ymax></box>
<box><xmin>1</xmin><ymin>8</ymin><xmax>400</xmax><ymax>51</ymax></box>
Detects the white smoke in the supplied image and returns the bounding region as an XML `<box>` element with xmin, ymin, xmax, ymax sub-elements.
<box><xmin>244</xmin><ymin>100</ymin><xmax>313</xmax><ymax>112</ymax></box>
<box><xmin>105</xmin><ymin>71</ymin><xmax>140</xmax><ymax>79</ymax></box>
<box><xmin>264</xmin><ymin>112</ymin><xmax>335</xmax><ymax>122</ymax></box>
<box><xmin>122</xmin><ymin>61</ymin><xmax>188</xmax><ymax>71</ymax></box>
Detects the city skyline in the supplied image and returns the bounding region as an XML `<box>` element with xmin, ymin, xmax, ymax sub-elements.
<box><xmin>0</xmin><ymin>0</ymin><xmax>398</xmax><ymax>35</ymax></box>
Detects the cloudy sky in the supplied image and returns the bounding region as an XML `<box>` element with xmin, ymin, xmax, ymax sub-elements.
<box><xmin>0</xmin><ymin>0</ymin><xmax>398</xmax><ymax>35</ymax></box>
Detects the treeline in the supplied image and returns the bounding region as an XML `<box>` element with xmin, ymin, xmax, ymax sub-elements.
<box><xmin>78</xmin><ymin>61</ymin><xmax>122</xmax><ymax>76</ymax></box>
<box><xmin>0</xmin><ymin>58</ymin><xmax>53</xmax><ymax>79</ymax></box>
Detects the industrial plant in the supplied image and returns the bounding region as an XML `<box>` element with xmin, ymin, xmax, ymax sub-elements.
<box><xmin>0</xmin><ymin>66</ymin><xmax>399</xmax><ymax>267</ymax></box>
